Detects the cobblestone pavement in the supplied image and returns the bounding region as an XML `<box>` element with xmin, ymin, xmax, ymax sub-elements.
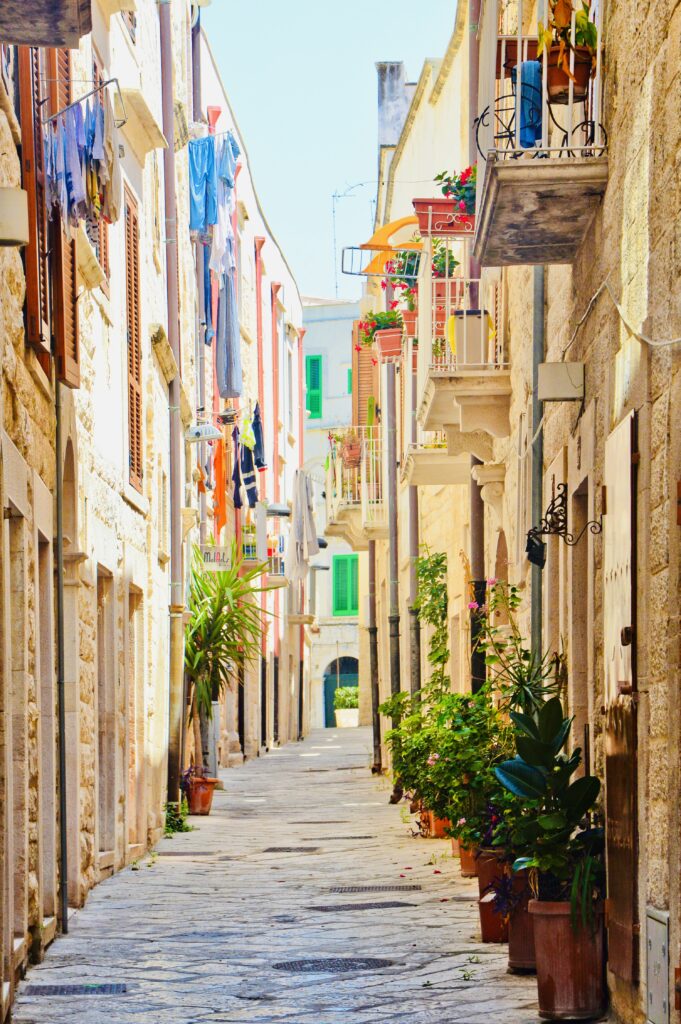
<box><xmin>14</xmin><ymin>728</ymin><xmax>540</xmax><ymax>1024</ymax></box>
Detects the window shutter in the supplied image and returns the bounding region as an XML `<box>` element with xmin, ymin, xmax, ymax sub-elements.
<box><xmin>349</xmin><ymin>554</ymin><xmax>359</xmax><ymax>614</ymax></box>
<box><xmin>333</xmin><ymin>556</ymin><xmax>349</xmax><ymax>616</ymax></box>
<box><xmin>49</xmin><ymin>48</ymin><xmax>81</xmax><ymax>389</ymax></box>
<box><xmin>351</xmin><ymin>321</ymin><xmax>378</xmax><ymax>426</ymax></box>
<box><xmin>347</xmin><ymin>368</ymin><xmax>352</xmax><ymax>394</ymax></box>
<box><xmin>18</xmin><ymin>47</ymin><xmax>51</xmax><ymax>360</ymax></box>
<box><xmin>125</xmin><ymin>189</ymin><xmax>143</xmax><ymax>491</ymax></box>
<box><xmin>305</xmin><ymin>354</ymin><xmax>322</xmax><ymax>419</ymax></box>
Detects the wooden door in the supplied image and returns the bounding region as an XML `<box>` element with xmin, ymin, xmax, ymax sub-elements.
<box><xmin>603</xmin><ymin>410</ymin><xmax>638</xmax><ymax>981</ymax></box>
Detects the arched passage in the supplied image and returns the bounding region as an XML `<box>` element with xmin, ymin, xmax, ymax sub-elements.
<box><xmin>322</xmin><ymin>656</ymin><xmax>359</xmax><ymax>727</ymax></box>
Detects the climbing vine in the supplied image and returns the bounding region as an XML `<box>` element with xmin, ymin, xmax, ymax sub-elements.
<box><xmin>414</xmin><ymin>548</ymin><xmax>450</xmax><ymax>692</ymax></box>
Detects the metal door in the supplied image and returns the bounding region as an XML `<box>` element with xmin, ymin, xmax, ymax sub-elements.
<box><xmin>603</xmin><ymin>410</ymin><xmax>638</xmax><ymax>981</ymax></box>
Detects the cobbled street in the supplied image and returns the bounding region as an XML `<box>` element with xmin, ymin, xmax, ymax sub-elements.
<box><xmin>13</xmin><ymin>729</ymin><xmax>538</xmax><ymax>1024</ymax></box>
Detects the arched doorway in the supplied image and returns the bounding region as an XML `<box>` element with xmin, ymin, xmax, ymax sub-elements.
<box><xmin>494</xmin><ymin>531</ymin><xmax>510</xmax><ymax>625</ymax></box>
<box><xmin>322</xmin><ymin>656</ymin><xmax>359</xmax><ymax>727</ymax></box>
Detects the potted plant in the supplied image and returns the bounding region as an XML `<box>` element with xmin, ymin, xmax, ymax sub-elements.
<box><xmin>184</xmin><ymin>542</ymin><xmax>268</xmax><ymax>810</ymax></box>
<box><xmin>382</xmin><ymin>246</ymin><xmax>419</xmax><ymax>336</ymax></box>
<box><xmin>495</xmin><ymin>697</ymin><xmax>606</xmax><ymax>1020</ymax></box>
<box><xmin>334</xmin><ymin>427</ymin><xmax>362</xmax><ymax>468</ymax></box>
<box><xmin>334</xmin><ymin>685</ymin><xmax>359</xmax><ymax>727</ymax></box>
<box><xmin>538</xmin><ymin>0</ymin><xmax>598</xmax><ymax>104</ymax></box>
<box><xmin>182</xmin><ymin>765</ymin><xmax>219</xmax><ymax>816</ymax></box>
<box><xmin>413</xmin><ymin>167</ymin><xmax>477</xmax><ymax>236</ymax></box>
<box><xmin>359</xmin><ymin>309</ymin><xmax>403</xmax><ymax>361</ymax></box>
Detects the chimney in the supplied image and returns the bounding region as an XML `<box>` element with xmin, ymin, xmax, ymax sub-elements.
<box><xmin>376</xmin><ymin>61</ymin><xmax>411</xmax><ymax>147</ymax></box>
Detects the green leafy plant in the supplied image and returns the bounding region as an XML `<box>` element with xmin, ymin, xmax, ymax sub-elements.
<box><xmin>494</xmin><ymin>696</ymin><xmax>604</xmax><ymax>925</ymax></box>
<box><xmin>164</xmin><ymin>798</ymin><xmax>193</xmax><ymax>836</ymax></box>
<box><xmin>431</xmin><ymin>238</ymin><xmax>460</xmax><ymax>280</ymax></box>
<box><xmin>382</xmin><ymin>244</ymin><xmax>420</xmax><ymax>311</ymax></box>
<box><xmin>414</xmin><ymin>549</ymin><xmax>450</xmax><ymax>692</ymax></box>
<box><xmin>538</xmin><ymin>0</ymin><xmax>598</xmax><ymax>79</ymax></box>
<box><xmin>333</xmin><ymin>685</ymin><xmax>359</xmax><ymax>710</ymax></box>
<box><xmin>185</xmin><ymin>542</ymin><xmax>268</xmax><ymax>724</ymax></box>
<box><xmin>434</xmin><ymin>165</ymin><xmax>477</xmax><ymax>215</ymax></box>
<box><xmin>357</xmin><ymin>309</ymin><xmax>403</xmax><ymax>347</ymax></box>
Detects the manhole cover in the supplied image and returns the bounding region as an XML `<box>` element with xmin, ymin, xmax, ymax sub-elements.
<box><xmin>263</xmin><ymin>847</ymin><xmax>319</xmax><ymax>853</ymax></box>
<box><xmin>309</xmin><ymin>901</ymin><xmax>413</xmax><ymax>912</ymax></box>
<box><xmin>330</xmin><ymin>885</ymin><xmax>421</xmax><ymax>893</ymax></box>
<box><xmin>273</xmin><ymin>957</ymin><xmax>394</xmax><ymax>973</ymax></box>
<box><xmin>24</xmin><ymin>984</ymin><xmax>127</xmax><ymax>996</ymax></box>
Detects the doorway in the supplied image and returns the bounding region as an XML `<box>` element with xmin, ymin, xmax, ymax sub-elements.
<box><xmin>323</xmin><ymin>656</ymin><xmax>359</xmax><ymax>727</ymax></box>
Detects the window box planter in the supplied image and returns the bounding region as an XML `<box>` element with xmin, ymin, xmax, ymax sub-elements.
<box><xmin>334</xmin><ymin>708</ymin><xmax>359</xmax><ymax>728</ymax></box>
<box><xmin>374</xmin><ymin>327</ymin><xmax>403</xmax><ymax>361</ymax></box>
<box><xmin>546</xmin><ymin>45</ymin><xmax>593</xmax><ymax>104</ymax></box>
<box><xmin>186</xmin><ymin>775</ymin><xmax>219</xmax><ymax>815</ymax></box>
<box><xmin>529</xmin><ymin>900</ymin><xmax>606</xmax><ymax>1020</ymax></box>
<box><xmin>413</xmin><ymin>197</ymin><xmax>475</xmax><ymax>237</ymax></box>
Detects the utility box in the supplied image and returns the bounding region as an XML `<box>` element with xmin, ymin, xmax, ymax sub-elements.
<box><xmin>538</xmin><ymin>362</ymin><xmax>584</xmax><ymax>402</ymax></box>
<box><xmin>647</xmin><ymin>907</ymin><xmax>670</xmax><ymax>1024</ymax></box>
<box><xmin>0</xmin><ymin>187</ymin><xmax>28</xmax><ymax>246</ymax></box>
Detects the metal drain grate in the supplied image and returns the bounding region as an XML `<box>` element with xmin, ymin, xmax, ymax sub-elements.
<box><xmin>25</xmin><ymin>984</ymin><xmax>127</xmax><ymax>996</ymax></box>
<box><xmin>330</xmin><ymin>885</ymin><xmax>421</xmax><ymax>893</ymax></box>
<box><xmin>309</xmin><ymin>901</ymin><xmax>413</xmax><ymax>912</ymax></box>
<box><xmin>290</xmin><ymin>820</ymin><xmax>349</xmax><ymax>825</ymax></box>
<box><xmin>317</xmin><ymin>835</ymin><xmax>376</xmax><ymax>841</ymax></box>
<box><xmin>263</xmin><ymin>846</ymin><xmax>319</xmax><ymax>853</ymax></box>
<box><xmin>273</xmin><ymin>957</ymin><xmax>394</xmax><ymax>973</ymax></box>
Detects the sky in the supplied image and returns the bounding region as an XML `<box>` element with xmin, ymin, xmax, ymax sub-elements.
<box><xmin>201</xmin><ymin>0</ymin><xmax>457</xmax><ymax>302</ymax></box>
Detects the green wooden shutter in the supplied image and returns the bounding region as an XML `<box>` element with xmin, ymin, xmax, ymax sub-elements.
<box><xmin>306</xmin><ymin>354</ymin><xmax>322</xmax><ymax>419</ymax></box>
<box><xmin>333</xmin><ymin>554</ymin><xmax>358</xmax><ymax>616</ymax></box>
<box><xmin>347</xmin><ymin>367</ymin><xmax>352</xmax><ymax>394</ymax></box>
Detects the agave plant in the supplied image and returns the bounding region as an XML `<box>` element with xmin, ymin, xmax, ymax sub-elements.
<box><xmin>184</xmin><ymin>542</ymin><xmax>268</xmax><ymax>725</ymax></box>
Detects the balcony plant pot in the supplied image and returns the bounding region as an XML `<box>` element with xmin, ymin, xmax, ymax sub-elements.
<box><xmin>341</xmin><ymin>441</ymin><xmax>361</xmax><ymax>468</ymax></box>
<box><xmin>419</xmin><ymin>806</ymin><xmax>432</xmax><ymax>836</ymax></box>
<box><xmin>186</xmin><ymin>775</ymin><xmax>219</xmax><ymax>815</ymax></box>
<box><xmin>374</xmin><ymin>327</ymin><xmax>402</xmax><ymax>361</ymax></box>
<box><xmin>459</xmin><ymin>844</ymin><xmax>478</xmax><ymax>877</ymax></box>
<box><xmin>451</xmin><ymin>837</ymin><xmax>460</xmax><ymax>858</ymax></box>
<box><xmin>546</xmin><ymin>45</ymin><xmax>593</xmax><ymax>104</ymax></box>
<box><xmin>479</xmin><ymin>891</ymin><xmax>509</xmax><ymax>942</ymax></box>
<box><xmin>451</xmin><ymin>308</ymin><xmax>490</xmax><ymax>364</ymax></box>
<box><xmin>476</xmin><ymin>848</ymin><xmax>508</xmax><ymax>900</ymax></box>
<box><xmin>428</xmin><ymin>812</ymin><xmax>451</xmax><ymax>839</ymax></box>
<box><xmin>508</xmin><ymin>870</ymin><xmax>536</xmax><ymax>974</ymax></box>
<box><xmin>413</xmin><ymin>197</ymin><xmax>476</xmax><ymax>237</ymax></box>
<box><xmin>402</xmin><ymin>309</ymin><xmax>418</xmax><ymax>337</ymax></box>
<box><xmin>529</xmin><ymin>900</ymin><xmax>606</xmax><ymax>1020</ymax></box>
<box><xmin>334</xmin><ymin>707</ymin><xmax>359</xmax><ymax>728</ymax></box>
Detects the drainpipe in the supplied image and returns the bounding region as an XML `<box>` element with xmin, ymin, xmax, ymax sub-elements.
<box><xmin>368</xmin><ymin>539</ymin><xmax>381</xmax><ymax>773</ymax></box>
<box><xmin>386</xmin><ymin>362</ymin><xmax>401</xmax><ymax>706</ymax></box>
<box><xmin>254</xmin><ymin>238</ymin><xmax>266</xmax><ymax>747</ymax></box>
<box><xmin>408</xmin><ymin>345</ymin><xmax>421</xmax><ymax>697</ymax></box>
<box><xmin>159</xmin><ymin>0</ymin><xmax>184</xmax><ymax>805</ymax></box>
<box><xmin>297</xmin><ymin>327</ymin><xmax>306</xmax><ymax>740</ymax></box>
<box><xmin>55</xmin><ymin>380</ymin><xmax>68</xmax><ymax>933</ymax></box>
<box><xmin>271</xmin><ymin>282</ymin><xmax>281</xmax><ymax>743</ymax></box>
<box><xmin>468</xmin><ymin>0</ymin><xmax>486</xmax><ymax>693</ymax></box>
<box><xmin>531</xmin><ymin>266</ymin><xmax>545</xmax><ymax>656</ymax></box>
<box><xmin>191</xmin><ymin>13</ymin><xmax>207</xmax><ymax>545</ymax></box>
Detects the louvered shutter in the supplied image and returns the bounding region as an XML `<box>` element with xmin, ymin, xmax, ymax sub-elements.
<box><xmin>125</xmin><ymin>189</ymin><xmax>143</xmax><ymax>491</ymax></box>
<box><xmin>349</xmin><ymin>555</ymin><xmax>359</xmax><ymax>614</ymax></box>
<box><xmin>333</xmin><ymin>556</ymin><xmax>349</xmax><ymax>616</ymax></box>
<box><xmin>351</xmin><ymin>321</ymin><xmax>378</xmax><ymax>426</ymax></box>
<box><xmin>305</xmin><ymin>354</ymin><xmax>322</xmax><ymax>419</ymax></box>
<box><xmin>18</xmin><ymin>47</ymin><xmax>50</xmax><ymax>360</ymax></box>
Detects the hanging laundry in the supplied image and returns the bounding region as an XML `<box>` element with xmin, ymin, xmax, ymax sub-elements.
<box><xmin>213</xmin><ymin>438</ymin><xmax>227</xmax><ymax>537</ymax></box>
<box><xmin>101</xmin><ymin>90</ymin><xmax>122</xmax><ymax>223</ymax></box>
<box><xmin>286</xmin><ymin>470</ymin><xmax>319</xmax><ymax>582</ymax></box>
<box><xmin>240</xmin><ymin>441</ymin><xmax>258</xmax><ymax>508</ymax></box>
<box><xmin>209</xmin><ymin>132</ymin><xmax>240</xmax><ymax>278</ymax></box>
<box><xmin>241</xmin><ymin>412</ymin><xmax>256</xmax><ymax>451</ymax></box>
<box><xmin>203</xmin><ymin>247</ymin><xmax>214</xmax><ymax>344</ymax></box>
<box><xmin>253</xmin><ymin>402</ymin><xmax>267</xmax><ymax>471</ymax></box>
<box><xmin>231</xmin><ymin>426</ymin><xmax>243</xmax><ymax>509</ymax></box>
<box><xmin>188</xmin><ymin>135</ymin><xmax>218</xmax><ymax>232</ymax></box>
<box><xmin>215</xmin><ymin>267</ymin><xmax>242</xmax><ymax>398</ymax></box>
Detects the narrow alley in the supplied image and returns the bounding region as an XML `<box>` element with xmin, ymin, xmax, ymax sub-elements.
<box><xmin>12</xmin><ymin>730</ymin><xmax>537</xmax><ymax>1024</ymax></box>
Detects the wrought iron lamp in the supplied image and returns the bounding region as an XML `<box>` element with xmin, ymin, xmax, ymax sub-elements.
<box><xmin>526</xmin><ymin>482</ymin><xmax>602</xmax><ymax>568</ymax></box>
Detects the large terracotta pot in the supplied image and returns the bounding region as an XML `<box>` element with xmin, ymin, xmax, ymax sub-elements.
<box><xmin>450</xmin><ymin>837</ymin><xmax>460</xmax><ymax>858</ymax></box>
<box><xmin>428</xmin><ymin>812</ymin><xmax>451</xmax><ymax>839</ymax></box>
<box><xmin>546</xmin><ymin>45</ymin><xmax>593</xmax><ymax>104</ymax></box>
<box><xmin>341</xmin><ymin>441</ymin><xmax>361</xmax><ymax>468</ymax></box>
<box><xmin>508</xmin><ymin>871</ymin><xmax>536</xmax><ymax>973</ymax></box>
<box><xmin>374</xmin><ymin>328</ymin><xmax>403</xmax><ymax>361</ymax></box>
<box><xmin>479</xmin><ymin>892</ymin><xmax>509</xmax><ymax>942</ymax></box>
<box><xmin>529</xmin><ymin>900</ymin><xmax>606</xmax><ymax>1020</ymax></box>
<box><xmin>476</xmin><ymin>848</ymin><xmax>508</xmax><ymax>898</ymax></box>
<box><xmin>186</xmin><ymin>776</ymin><xmax>218</xmax><ymax>815</ymax></box>
<box><xmin>459</xmin><ymin>844</ymin><xmax>478</xmax><ymax>877</ymax></box>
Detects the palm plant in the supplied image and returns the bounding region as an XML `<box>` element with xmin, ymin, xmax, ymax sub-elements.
<box><xmin>184</xmin><ymin>543</ymin><xmax>269</xmax><ymax>765</ymax></box>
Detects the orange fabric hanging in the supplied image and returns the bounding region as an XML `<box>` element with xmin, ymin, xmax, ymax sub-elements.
<box><xmin>213</xmin><ymin>438</ymin><xmax>227</xmax><ymax>538</ymax></box>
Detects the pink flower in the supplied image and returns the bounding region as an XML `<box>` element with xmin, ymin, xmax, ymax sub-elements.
<box><xmin>467</xmin><ymin>601</ymin><xmax>479</xmax><ymax>611</ymax></box>
<box><xmin>487</xmin><ymin>577</ymin><xmax>497</xmax><ymax>586</ymax></box>
<box><xmin>457</xmin><ymin>817</ymin><xmax>467</xmax><ymax>826</ymax></box>
<box><xmin>458</xmin><ymin>199</ymin><xmax>466</xmax><ymax>211</ymax></box>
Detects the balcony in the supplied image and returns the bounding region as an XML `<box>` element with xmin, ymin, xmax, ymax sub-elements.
<box><xmin>415</xmin><ymin>246</ymin><xmax>511</xmax><ymax>447</ymax></box>
<box><xmin>324</xmin><ymin>437</ymin><xmax>368</xmax><ymax>551</ymax></box>
<box><xmin>402</xmin><ymin>432</ymin><xmax>470</xmax><ymax>487</ymax></box>
<box><xmin>473</xmin><ymin>0</ymin><xmax>608</xmax><ymax>266</ymax></box>
<box><xmin>0</xmin><ymin>0</ymin><xmax>92</xmax><ymax>47</ymax></box>
<box><xmin>361</xmin><ymin>427</ymin><xmax>388</xmax><ymax>539</ymax></box>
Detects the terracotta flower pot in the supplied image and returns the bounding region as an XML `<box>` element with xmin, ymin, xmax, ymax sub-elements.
<box><xmin>419</xmin><ymin>806</ymin><xmax>432</xmax><ymax>836</ymax></box>
<box><xmin>476</xmin><ymin>848</ymin><xmax>508</xmax><ymax>900</ymax></box>
<box><xmin>413</xmin><ymin>197</ymin><xmax>476</xmax><ymax>237</ymax></box>
<box><xmin>402</xmin><ymin>309</ymin><xmax>418</xmax><ymax>336</ymax></box>
<box><xmin>450</xmin><ymin>837</ymin><xmax>460</xmax><ymax>858</ymax></box>
<box><xmin>341</xmin><ymin>441</ymin><xmax>361</xmax><ymax>468</ymax></box>
<box><xmin>479</xmin><ymin>892</ymin><xmax>509</xmax><ymax>942</ymax></box>
<box><xmin>186</xmin><ymin>776</ymin><xmax>218</xmax><ymax>815</ymax></box>
<box><xmin>459</xmin><ymin>844</ymin><xmax>478</xmax><ymax>877</ymax></box>
<box><xmin>374</xmin><ymin>327</ymin><xmax>403</xmax><ymax>361</ymax></box>
<box><xmin>508</xmin><ymin>871</ymin><xmax>536</xmax><ymax>973</ymax></box>
<box><xmin>428</xmin><ymin>812</ymin><xmax>451</xmax><ymax>839</ymax></box>
<box><xmin>529</xmin><ymin>900</ymin><xmax>606</xmax><ymax>1020</ymax></box>
<box><xmin>546</xmin><ymin>45</ymin><xmax>593</xmax><ymax>104</ymax></box>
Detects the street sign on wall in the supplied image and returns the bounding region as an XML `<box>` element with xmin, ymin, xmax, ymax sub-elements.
<box><xmin>200</xmin><ymin>546</ymin><xmax>232</xmax><ymax>572</ymax></box>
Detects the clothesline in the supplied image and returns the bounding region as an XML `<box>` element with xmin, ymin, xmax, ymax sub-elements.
<box><xmin>41</xmin><ymin>77</ymin><xmax>127</xmax><ymax>129</ymax></box>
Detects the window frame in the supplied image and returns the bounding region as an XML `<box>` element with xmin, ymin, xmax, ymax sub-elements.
<box><xmin>305</xmin><ymin>353</ymin><xmax>322</xmax><ymax>420</ymax></box>
<box><xmin>332</xmin><ymin>553</ymin><xmax>359</xmax><ymax>617</ymax></box>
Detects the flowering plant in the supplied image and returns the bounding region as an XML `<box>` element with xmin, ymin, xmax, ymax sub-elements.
<box><xmin>434</xmin><ymin>165</ymin><xmax>477</xmax><ymax>215</ymax></box>
<box><xmin>358</xmin><ymin>309</ymin><xmax>403</xmax><ymax>347</ymax></box>
<box><xmin>431</xmin><ymin>238</ymin><xmax>460</xmax><ymax>280</ymax></box>
<box><xmin>381</xmin><ymin>244</ymin><xmax>420</xmax><ymax>311</ymax></box>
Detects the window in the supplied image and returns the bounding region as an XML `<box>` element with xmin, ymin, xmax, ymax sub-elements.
<box><xmin>306</xmin><ymin>354</ymin><xmax>322</xmax><ymax>419</ymax></box>
<box><xmin>332</xmin><ymin>554</ymin><xmax>359</xmax><ymax>616</ymax></box>
<box><xmin>122</xmin><ymin>10</ymin><xmax>137</xmax><ymax>42</ymax></box>
<box><xmin>125</xmin><ymin>189</ymin><xmax>143</xmax><ymax>491</ymax></box>
<box><xmin>347</xmin><ymin>367</ymin><xmax>352</xmax><ymax>394</ymax></box>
